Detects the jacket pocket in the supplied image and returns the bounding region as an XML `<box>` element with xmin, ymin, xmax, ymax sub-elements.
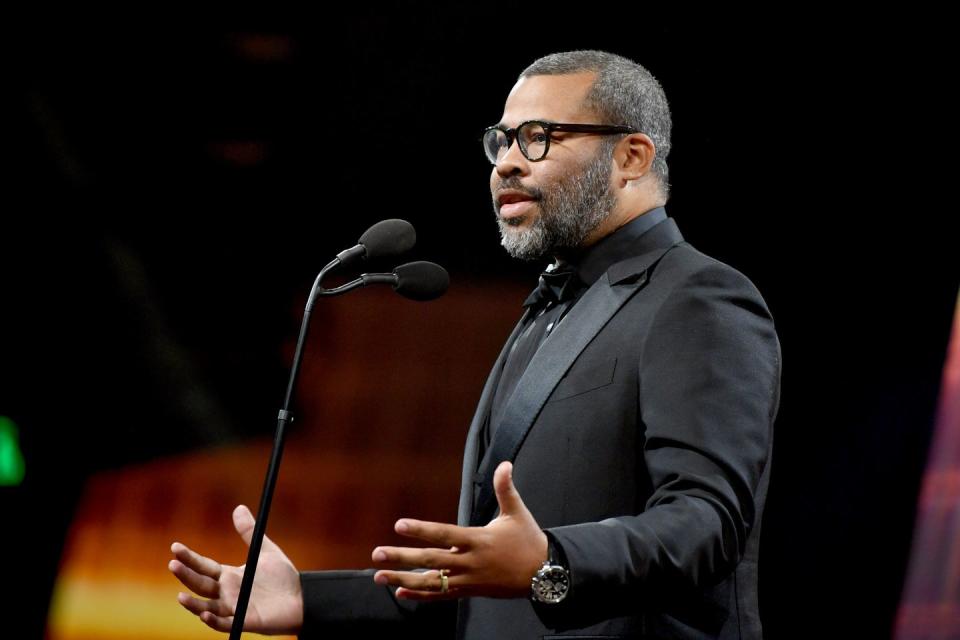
<box><xmin>547</xmin><ymin>358</ymin><xmax>618</xmax><ymax>403</ymax></box>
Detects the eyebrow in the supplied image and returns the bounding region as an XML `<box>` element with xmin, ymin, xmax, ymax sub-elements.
<box><xmin>492</xmin><ymin>119</ymin><xmax>558</xmax><ymax>129</ymax></box>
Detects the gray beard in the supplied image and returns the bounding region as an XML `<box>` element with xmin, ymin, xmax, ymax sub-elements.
<box><xmin>496</xmin><ymin>146</ymin><xmax>616</xmax><ymax>262</ymax></box>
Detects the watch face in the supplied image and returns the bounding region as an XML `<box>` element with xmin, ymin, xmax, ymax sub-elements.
<box><xmin>533</xmin><ymin>566</ymin><xmax>570</xmax><ymax>603</ymax></box>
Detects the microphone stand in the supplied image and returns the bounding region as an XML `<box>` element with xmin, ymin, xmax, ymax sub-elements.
<box><xmin>228</xmin><ymin>258</ymin><xmax>366</xmax><ymax>640</ymax></box>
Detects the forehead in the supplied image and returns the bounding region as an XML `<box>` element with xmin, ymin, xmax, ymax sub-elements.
<box><xmin>497</xmin><ymin>71</ymin><xmax>598</xmax><ymax>127</ymax></box>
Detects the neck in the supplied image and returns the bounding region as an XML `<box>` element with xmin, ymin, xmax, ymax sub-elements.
<box><xmin>554</xmin><ymin>199</ymin><xmax>663</xmax><ymax>263</ymax></box>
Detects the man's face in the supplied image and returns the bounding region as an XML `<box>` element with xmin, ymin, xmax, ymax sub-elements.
<box><xmin>490</xmin><ymin>72</ymin><xmax>618</xmax><ymax>261</ymax></box>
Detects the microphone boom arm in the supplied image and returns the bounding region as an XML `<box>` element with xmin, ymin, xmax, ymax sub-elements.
<box><xmin>229</xmin><ymin>248</ymin><xmax>444</xmax><ymax>639</ymax></box>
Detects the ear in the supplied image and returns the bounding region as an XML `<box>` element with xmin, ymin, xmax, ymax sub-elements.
<box><xmin>613</xmin><ymin>132</ymin><xmax>656</xmax><ymax>185</ymax></box>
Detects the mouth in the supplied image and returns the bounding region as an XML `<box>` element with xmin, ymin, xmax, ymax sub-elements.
<box><xmin>499</xmin><ymin>199</ymin><xmax>537</xmax><ymax>220</ymax></box>
<box><xmin>496</xmin><ymin>191</ymin><xmax>539</xmax><ymax>220</ymax></box>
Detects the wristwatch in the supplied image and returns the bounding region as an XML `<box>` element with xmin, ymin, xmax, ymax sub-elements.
<box><xmin>530</xmin><ymin>534</ymin><xmax>570</xmax><ymax>604</ymax></box>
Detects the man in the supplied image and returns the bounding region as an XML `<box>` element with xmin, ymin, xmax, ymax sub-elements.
<box><xmin>169</xmin><ymin>50</ymin><xmax>781</xmax><ymax>639</ymax></box>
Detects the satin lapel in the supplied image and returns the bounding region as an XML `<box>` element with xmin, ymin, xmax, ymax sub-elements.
<box><xmin>457</xmin><ymin>307</ymin><xmax>533</xmax><ymax>526</ymax></box>
<box><xmin>469</xmin><ymin>270</ymin><xmax>647</xmax><ymax>524</ymax></box>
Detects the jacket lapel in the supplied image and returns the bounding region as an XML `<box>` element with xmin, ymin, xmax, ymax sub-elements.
<box><xmin>457</xmin><ymin>307</ymin><xmax>533</xmax><ymax>525</ymax></box>
<box><xmin>468</xmin><ymin>217</ymin><xmax>685</xmax><ymax>525</ymax></box>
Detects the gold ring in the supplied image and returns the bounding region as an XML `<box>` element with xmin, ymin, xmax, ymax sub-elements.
<box><xmin>439</xmin><ymin>569</ymin><xmax>449</xmax><ymax>593</ymax></box>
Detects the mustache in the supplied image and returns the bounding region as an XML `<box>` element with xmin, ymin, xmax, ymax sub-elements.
<box><xmin>493</xmin><ymin>180</ymin><xmax>542</xmax><ymax>201</ymax></box>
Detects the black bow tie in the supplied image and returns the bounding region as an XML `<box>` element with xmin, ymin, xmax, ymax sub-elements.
<box><xmin>522</xmin><ymin>263</ymin><xmax>582</xmax><ymax>309</ymax></box>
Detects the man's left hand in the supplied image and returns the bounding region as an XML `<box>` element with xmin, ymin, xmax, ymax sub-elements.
<box><xmin>371</xmin><ymin>461</ymin><xmax>548</xmax><ymax>600</ymax></box>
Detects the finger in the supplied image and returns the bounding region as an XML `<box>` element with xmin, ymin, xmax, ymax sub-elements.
<box><xmin>370</xmin><ymin>545</ymin><xmax>469</xmax><ymax>571</ymax></box>
<box><xmin>493</xmin><ymin>461</ymin><xmax>525</xmax><ymax>516</ymax></box>
<box><xmin>232</xmin><ymin>504</ymin><xmax>280</xmax><ymax>552</ymax></box>
<box><xmin>395</xmin><ymin>586</ymin><xmax>465</xmax><ymax>601</ymax></box>
<box><xmin>393</xmin><ymin>518</ymin><xmax>474</xmax><ymax>548</ymax></box>
<box><xmin>200</xmin><ymin>611</ymin><xmax>235</xmax><ymax>633</ymax></box>
<box><xmin>373</xmin><ymin>568</ymin><xmax>462</xmax><ymax>592</ymax></box>
<box><xmin>176</xmin><ymin>591</ymin><xmax>233</xmax><ymax>619</ymax></box>
<box><xmin>168</xmin><ymin>559</ymin><xmax>220</xmax><ymax>598</ymax></box>
<box><xmin>170</xmin><ymin>542</ymin><xmax>222</xmax><ymax>580</ymax></box>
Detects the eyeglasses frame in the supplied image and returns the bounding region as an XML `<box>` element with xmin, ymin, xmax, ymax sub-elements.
<box><xmin>481</xmin><ymin>119</ymin><xmax>639</xmax><ymax>164</ymax></box>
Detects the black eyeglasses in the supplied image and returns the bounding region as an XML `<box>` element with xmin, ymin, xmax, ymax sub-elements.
<box><xmin>481</xmin><ymin>119</ymin><xmax>638</xmax><ymax>164</ymax></box>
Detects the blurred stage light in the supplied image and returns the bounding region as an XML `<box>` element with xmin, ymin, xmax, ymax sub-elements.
<box><xmin>0</xmin><ymin>416</ymin><xmax>25</xmax><ymax>486</ymax></box>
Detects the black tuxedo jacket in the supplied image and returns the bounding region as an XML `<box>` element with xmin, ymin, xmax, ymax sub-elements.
<box><xmin>299</xmin><ymin>216</ymin><xmax>782</xmax><ymax>639</ymax></box>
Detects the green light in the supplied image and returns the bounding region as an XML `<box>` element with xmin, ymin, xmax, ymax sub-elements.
<box><xmin>0</xmin><ymin>416</ymin><xmax>25</xmax><ymax>486</ymax></box>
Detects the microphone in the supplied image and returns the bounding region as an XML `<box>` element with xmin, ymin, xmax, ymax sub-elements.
<box><xmin>361</xmin><ymin>261</ymin><xmax>450</xmax><ymax>301</ymax></box>
<box><xmin>335</xmin><ymin>219</ymin><xmax>416</xmax><ymax>269</ymax></box>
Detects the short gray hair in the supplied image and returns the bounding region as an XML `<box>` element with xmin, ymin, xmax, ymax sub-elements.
<box><xmin>519</xmin><ymin>50</ymin><xmax>672</xmax><ymax>202</ymax></box>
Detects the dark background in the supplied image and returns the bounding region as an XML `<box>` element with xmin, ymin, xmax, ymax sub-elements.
<box><xmin>2</xmin><ymin>11</ymin><xmax>956</xmax><ymax>639</ymax></box>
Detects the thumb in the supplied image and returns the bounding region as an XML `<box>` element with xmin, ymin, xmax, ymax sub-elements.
<box><xmin>493</xmin><ymin>461</ymin><xmax>526</xmax><ymax>517</ymax></box>
<box><xmin>233</xmin><ymin>505</ymin><xmax>256</xmax><ymax>546</ymax></box>
<box><xmin>232</xmin><ymin>505</ymin><xmax>281</xmax><ymax>552</ymax></box>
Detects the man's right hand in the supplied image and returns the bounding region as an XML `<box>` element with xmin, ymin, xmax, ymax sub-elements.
<box><xmin>168</xmin><ymin>505</ymin><xmax>304</xmax><ymax>635</ymax></box>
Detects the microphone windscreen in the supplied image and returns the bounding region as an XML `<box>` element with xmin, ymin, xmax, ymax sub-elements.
<box><xmin>393</xmin><ymin>261</ymin><xmax>449</xmax><ymax>301</ymax></box>
<box><xmin>359</xmin><ymin>219</ymin><xmax>416</xmax><ymax>260</ymax></box>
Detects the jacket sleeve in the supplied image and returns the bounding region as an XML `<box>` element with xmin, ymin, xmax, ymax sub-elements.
<box><xmin>298</xmin><ymin>568</ymin><xmax>457</xmax><ymax>639</ymax></box>
<box><xmin>542</xmin><ymin>262</ymin><xmax>781</xmax><ymax>617</ymax></box>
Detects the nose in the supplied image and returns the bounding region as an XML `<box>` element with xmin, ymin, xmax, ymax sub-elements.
<box><xmin>493</xmin><ymin>135</ymin><xmax>529</xmax><ymax>178</ymax></box>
